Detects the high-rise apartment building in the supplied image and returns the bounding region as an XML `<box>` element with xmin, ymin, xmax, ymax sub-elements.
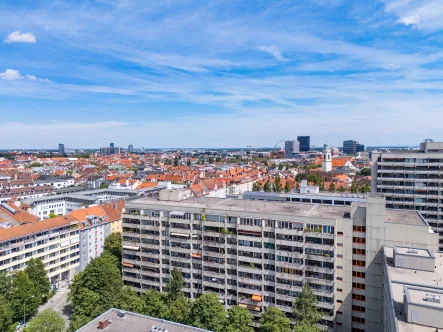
<box><xmin>284</xmin><ymin>140</ymin><xmax>300</xmax><ymax>159</ymax></box>
<box><xmin>371</xmin><ymin>139</ymin><xmax>443</xmax><ymax>251</ymax></box>
<box><xmin>58</xmin><ymin>143</ymin><xmax>65</xmax><ymax>155</ymax></box>
<box><xmin>110</xmin><ymin>143</ymin><xmax>115</xmax><ymax>155</ymax></box>
<box><xmin>121</xmin><ymin>190</ymin><xmax>437</xmax><ymax>331</ymax></box>
<box><xmin>297</xmin><ymin>136</ymin><xmax>310</xmax><ymax>152</ymax></box>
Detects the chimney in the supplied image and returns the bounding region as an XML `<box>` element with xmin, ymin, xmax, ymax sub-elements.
<box><xmin>98</xmin><ymin>318</ymin><xmax>109</xmax><ymax>329</ymax></box>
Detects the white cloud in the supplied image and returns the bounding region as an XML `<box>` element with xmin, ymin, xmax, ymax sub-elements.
<box><xmin>4</xmin><ymin>30</ymin><xmax>36</xmax><ymax>44</ymax></box>
<box><xmin>259</xmin><ymin>45</ymin><xmax>287</xmax><ymax>61</ymax></box>
<box><xmin>400</xmin><ymin>14</ymin><xmax>420</xmax><ymax>26</ymax></box>
<box><xmin>25</xmin><ymin>75</ymin><xmax>37</xmax><ymax>81</ymax></box>
<box><xmin>0</xmin><ymin>69</ymin><xmax>21</xmax><ymax>80</ymax></box>
<box><xmin>383</xmin><ymin>0</ymin><xmax>443</xmax><ymax>30</ymax></box>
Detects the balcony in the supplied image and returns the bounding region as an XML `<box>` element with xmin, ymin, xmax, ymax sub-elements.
<box><xmin>304</xmin><ymin>242</ymin><xmax>334</xmax><ymax>251</ymax></box>
<box><xmin>305</xmin><ymin>277</ymin><xmax>335</xmax><ymax>287</ymax></box>
<box><xmin>237</xmin><ymin>277</ymin><xmax>262</xmax><ymax>286</ymax></box>
<box><xmin>202</xmin><ymin>260</ymin><xmax>225</xmax><ymax>268</ymax></box>
<box><xmin>276</xmin><ymin>283</ymin><xmax>302</xmax><ymax>292</ymax></box>
<box><xmin>238</xmin><ymin>265</ymin><xmax>261</xmax><ymax>274</ymax></box>
<box><xmin>275</xmin><ymin>293</ymin><xmax>296</xmax><ymax>303</ymax></box>
<box><xmin>305</xmin><ymin>265</ymin><xmax>334</xmax><ymax>274</ymax></box>
<box><xmin>275</xmin><ymin>271</ymin><xmax>304</xmax><ymax>282</ymax></box>
<box><xmin>203</xmin><ymin>270</ymin><xmax>225</xmax><ymax>279</ymax></box>
<box><xmin>275</xmin><ymin>261</ymin><xmax>304</xmax><ymax>269</ymax></box>
<box><xmin>317</xmin><ymin>301</ymin><xmax>334</xmax><ymax>310</ymax></box>
<box><xmin>202</xmin><ymin>250</ymin><xmax>225</xmax><ymax>258</ymax></box>
<box><xmin>305</xmin><ymin>254</ymin><xmax>334</xmax><ymax>263</ymax></box>
<box><xmin>169</xmin><ymin>227</ymin><xmax>191</xmax><ymax>235</ymax></box>
<box><xmin>203</xmin><ymin>280</ymin><xmax>225</xmax><ymax>289</ymax></box>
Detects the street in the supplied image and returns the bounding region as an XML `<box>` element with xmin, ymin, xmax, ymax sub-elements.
<box><xmin>38</xmin><ymin>282</ymin><xmax>71</xmax><ymax>327</ymax></box>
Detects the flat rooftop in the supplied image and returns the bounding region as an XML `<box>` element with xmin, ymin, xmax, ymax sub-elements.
<box><xmin>128</xmin><ymin>196</ymin><xmax>424</xmax><ymax>224</ymax></box>
<box><xmin>407</xmin><ymin>287</ymin><xmax>443</xmax><ymax>309</ymax></box>
<box><xmin>396</xmin><ymin>247</ymin><xmax>431</xmax><ymax>257</ymax></box>
<box><xmin>384</xmin><ymin>247</ymin><xmax>443</xmax><ymax>332</ymax></box>
<box><xmin>76</xmin><ymin>308</ymin><xmax>210</xmax><ymax>332</ymax></box>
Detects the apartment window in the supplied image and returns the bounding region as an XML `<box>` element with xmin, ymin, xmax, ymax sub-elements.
<box><xmin>337</xmin><ymin>266</ymin><xmax>343</xmax><ymax>270</ymax></box>
<box><xmin>353</xmin><ymin>225</ymin><xmax>366</xmax><ymax>232</ymax></box>
<box><xmin>337</xmin><ymin>311</ymin><xmax>343</xmax><ymax>315</ymax></box>
<box><xmin>353</xmin><ymin>271</ymin><xmax>366</xmax><ymax>278</ymax></box>
<box><xmin>337</xmin><ymin>231</ymin><xmax>343</xmax><ymax>236</ymax></box>
<box><xmin>337</xmin><ymin>288</ymin><xmax>343</xmax><ymax>292</ymax></box>
<box><xmin>337</xmin><ymin>299</ymin><xmax>343</xmax><ymax>303</ymax></box>
<box><xmin>352</xmin><ymin>282</ymin><xmax>365</xmax><ymax>290</ymax></box>
<box><xmin>337</xmin><ymin>243</ymin><xmax>343</xmax><ymax>247</ymax></box>
<box><xmin>336</xmin><ymin>322</ymin><xmax>343</xmax><ymax>326</ymax></box>
<box><xmin>337</xmin><ymin>277</ymin><xmax>343</xmax><ymax>281</ymax></box>
<box><xmin>352</xmin><ymin>294</ymin><xmax>365</xmax><ymax>301</ymax></box>
<box><xmin>352</xmin><ymin>305</ymin><xmax>365</xmax><ymax>313</ymax></box>
<box><xmin>353</xmin><ymin>248</ymin><xmax>366</xmax><ymax>255</ymax></box>
<box><xmin>353</xmin><ymin>260</ymin><xmax>365</xmax><ymax>267</ymax></box>
<box><xmin>353</xmin><ymin>237</ymin><xmax>366</xmax><ymax>244</ymax></box>
<box><xmin>352</xmin><ymin>316</ymin><xmax>365</xmax><ymax>324</ymax></box>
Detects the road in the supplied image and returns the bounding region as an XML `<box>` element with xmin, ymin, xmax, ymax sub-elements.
<box><xmin>38</xmin><ymin>281</ymin><xmax>72</xmax><ymax>327</ymax></box>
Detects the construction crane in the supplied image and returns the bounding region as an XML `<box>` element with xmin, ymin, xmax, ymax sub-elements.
<box><xmin>274</xmin><ymin>140</ymin><xmax>285</xmax><ymax>150</ymax></box>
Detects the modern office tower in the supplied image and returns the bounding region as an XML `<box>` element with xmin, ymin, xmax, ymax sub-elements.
<box><xmin>371</xmin><ymin>139</ymin><xmax>443</xmax><ymax>251</ymax></box>
<box><xmin>121</xmin><ymin>190</ymin><xmax>437</xmax><ymax>331</ymax></box>
<box><xmin>297</xmin><ymin>136</ymin><xmax>311</xmax><ymax>152</ymax></box>
<box><xmin>140</xmin><ymin>146</ymin><xmax>145</xmax><ymax>153</ymax></box>
<box><xmin>110</xmin><ymin>143</ymin><xmax>115</xmax><ymax>155</ymax></box>
<box><xmin>0</xmin><ymin>215</ymin><xmax>80</xmax><ymax>283</ymax></box>
<box><xmin>322</xmin><ymin>143</ymin><xmax>332</xmax><ymax>172</ymax></box>
<box><xmin>343</xmin><ymin>140</ymin><xmax>358</xmax><ymax>154</ymax></box>
<box><xmin>284</xmin><ymin>140</ymin><xmax>300</xmax><ymax>159</ymax></box>
<box><xmin>356</xmin><ymin>144</ymin><xmax>365</xmax><ymax>153</ymax></box>
<box><xmin>100</xmin><ymin>146</ymin><xmax>110</xmax><ymax>155</ymax></box>
<box><xmin>58</xmin><ymin>143</ymin><xmax>65</xmax><ymax>155</ymax></box>
<box><xmin>128</xmin><ymin>144</ymin><xmax>134</xmax><ymax>153</ymax></box>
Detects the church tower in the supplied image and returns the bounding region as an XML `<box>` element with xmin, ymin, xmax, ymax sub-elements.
<box><xmin>322</xmin><ymin>142</ymin><xmax>332</xmax><ymax>172</ymax></box>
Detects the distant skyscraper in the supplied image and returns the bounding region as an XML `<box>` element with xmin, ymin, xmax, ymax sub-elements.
<box><xmin>140</xmin><ymin>146</ymin><xmax>145</xmax><ymax>153</ymax></box>
<box><xmin>128</xmin><ymin>144</ymin><xmax>134</xmax><ymax>152</ymax></box>
<box><xmin>356</xmin><ymin>143</ymin><xmax>365</xmax><ymax>153</ymax></box>
<box><xmin>58</xmin><ymin>143</ymin><xmax>65</xmax><ymax>155</ymax></box>
<box><xmin>343</xmin><ymin>140</ymin><xmax>358</xmax><ymax>154</ymax></box>
<box><xmin>322</xmin><ymin>142</ymin><xmax>332</xmax><ymax>172</ymax></box>
<box><xmin>284</xmin><ymin>140</ymin><xmax>299</xmax><ymax>159</ymax></box>
<box><xmin>110</xmin><ymin>143</ymin><xmax>115</xmax><ymax>155</ymax></box>
<box><xmin>297</xmin><ymin>136</ymin><xmax>310</xmax><ymax>152</ymax></box>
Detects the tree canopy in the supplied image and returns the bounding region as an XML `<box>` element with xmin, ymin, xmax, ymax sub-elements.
<box><xmin>189</xmin><ymin>293</ymin><xmax>227</xmax><ymax>332</ymax></box>
<box><xmin>292</xmin><ymin>284</ymin><xmax>321</xmax><ymax>330</ymax></box>
<box><xmin>26</xmin><ymin>308</ymin><xmax>65</xmax><ymax>332</ymax></box>
<box><xmin>263</xmin><ymin>181</ymin><xmax>271</xmax><ymax>192</ymax></box>
<box><xmin>259</xmin><ymin>306</ymin><xmax>291</xmax><ymax>332</ymax></box>
<box><xmin>0</xmin><ymin>296</ymin><xmax>12</xmax><ymax>332</ymax></box>
<box><xmin>226</xmin><ymin>306</ymin><xmax>254</xmax><ymax>332</ymax></box>
<box><xmin>10</xmin><ymin>271</ymin><xmax>40</xmax><ymax>322</ymax></box>
<box><xmin>104</xmin><ymin>232</ymin><xmax>122</xmax><ymax>264</ymax></box>
<box><xmin>25</xmin><ymin>258</ymin><xmax>51</xmax><ymax>296</ymax></box>
<box><xmin>165</xmin><ymin>267</ymin><xmax>184</xmax><ymax>302</ymax></box>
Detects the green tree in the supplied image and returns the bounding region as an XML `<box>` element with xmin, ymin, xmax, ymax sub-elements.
<box><xmin>319</xmin><ymin>182</ymin><xmax>325</xmax><ymax>191</ymax></box>
<box><xmin>292</xmin><ymin>284</ymin><xmax>321</xmax><ymax>328</ymax></box>
<box><xmin>208</xmin><ymin>157</ymin><xmax>215</xmax><ymax>164</ymax></box>
<box><xmin>259</xmin><ymin>306</ymin><xmax>291</xmax><ymax>332</ymax></box>
<box><xmin>26</xmin><ymin>309</ymin><xmax>65</xmax><ymax>332</ymax></box>
<box><xmin>274</xmin><ymin>175</ymin><xmax>282</xmax><ymax>192</ymax></box>
<box><xmin>362</xmin><ymin>183</ymin><xmax>371</xmax><ymax>193</ymax></box>
<box><xmin>30</xmin><ymin>162</ymin><xmax>41</xmax><ymax>168</ymax></box>
<box><xmin>165</xmin><ymin>267</ymin><xmax>184</xmax><ymax>302</ymax></box>
<box><xmin>339</xmin><ymin>185</ymin><xmax>345</xmax><ymax>192</ymax></box>
<box><xmin>252</xmin><ymin>182</ymin><xmax>261</xmax><ymax>192</ymax></box>
<box><xmin>350</xmin><ymin>181</ymin><xmax>358</xmax><ymax>193</ymax></box>
<box><xmin>216</xmin><ymin>157</ymin><xmax>222</xmax><ymax>162</ymax></box>
<box><xmin>226</xmin><ymin>306</ymin><xmax>254</xmax><ymax>332</ymax></box>
<box><xmin>48</xmin><ymin>212</ymin><xmax>56</xmax><ymax>218</ymax></box>
<box><xmin>174</xmin><ymin>157</ymin><xmax>179</xmax><ymax>167</ymax></box>
<box><xmin>0</xmin><ymin>272</ymin><xmax>12</xmax><ymax>298</ymax></box>
<box><xmin>141</xmin><ymin>289</ymin><xmax>169</xmax><ymax>319</ymax></box>
<box><xmin>263</xmin><ymin>159</ymin><xmax>268</xmax><ymax>167</ymax></box>
<box><xmin>99</xmin><ymin>183</ymin><xmax>109</xmax><ymax>189</ymax></box>
<box><xmin>293</xmin><ymin>321</ymin><xmax>320</xmax><ymax>332</ymax></box>
<box><xmin>117</xmin><ymin>286</ymin><xmax>144</xmax><ymax>313</ymax></box>
<box><xmin>328</xmin><ymin>183</ymin><xmax>336</xmax><ymax>192</ymax></box>
<box><xmin>189</xmin><ymin>293</ymin><xmax>227</xmax><ymax>332</ymax></box>
<box><xmin>0</xmin><ymin>296</ymin><xmax>12</xmax><ymax>332</ymax></box>
<box><xmin>360</xmin><ymin>168</ymin><xmax>371</xmax><ymax>176</ymax></box>
<box><xmin>284</xmin><ymin>181</ymin><xmax>290</xmax><ymax>193</ymax></box>
<box><xmin>187</xmin><ymin>159</ymin><xmax>191</xmax><ymax>166</ymax></box>
<box><xmin>278</xmin><ymin>163</ymin><xmax>284</xmax><ymax>171</ymax></box>
<box><xmin>69</xmin><ymin>252</ymin><xmax>123</xmax><ymax>331</ymax></box>
<box><xmin>25</xmin><ymin>258</ymin><xmax>51</xmax><ymax>297</ymax></box>
<box><xmin>104</xmin><ymin>232</ymin><xmax>122</xmax><ymax>264</ymax></box>
<box><xmin>168</xmin><ymin>293</ymin><xmax>191</xmax><ymax>324</ymax></box>
<box><xmin>263</xmin><ymin>181</ymin><xmax>271</xmax><ymax>192</ymax></box>
<box><xmin>10</xmin><ymin>271</ymin><xmax>40</xmax><ymax>322</ymax></box>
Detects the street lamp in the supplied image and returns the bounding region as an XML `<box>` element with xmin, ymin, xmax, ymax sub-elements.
<box><xmin>23</xmin><ymin>295</ymin><xmax>35</xmax><ymax>326</ymax></box>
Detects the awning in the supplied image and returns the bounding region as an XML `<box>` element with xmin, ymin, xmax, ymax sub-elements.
<box><xmin>122</xmin><ymin>262</ymin><xmax>134</xmax><ymax>268</ymax></box>
<box><xmin>239</xmin><ymin>303</ymin><xmax>247</xmax><ymax>308</ymax></box>
<box><xmin>170</xmin><ymin>211</ymin><xmax>186</xmax><ymax>216</ymax></box>
<box><xmin>170</xmin><ymin>232</ymin><xmax>190</xmax><ymax>237</ymax></box>
<box><xmin>191</xmin><ymin>253</ymin><xmax>201</xmax><ymax>257</ymax></box>
<box><xmin>251</xmin><ymin>295</ymin><xmax>262</xmax><ymax>302</ymax></box>
<box><xmin>123</xmin><ymin>245</ymin><xmax>140</xmax><ymax>251</ymax></box>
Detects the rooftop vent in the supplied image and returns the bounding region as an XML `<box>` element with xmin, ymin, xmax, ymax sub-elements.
<box><xmin>98</xmin><ymin>318</ymin><xmax>109</xmax><ymax>329</ymax></box>
<box><xmin>117</xmin><ymin>310</ymin><xmax>126</xmax><ymax>318</ymax></box>
<box><xmin>150</xmin><ymin>327</ymin><xmax>168</xmax><ymax>332</ymax></box>
<box><xmin>424</xmin><ymin>294</ymin><xmax>441</xmax><ymax>303</ymax></box>
<box><xmin>407</xmin><ymin>248</ymin><xmax>419</xmax><ymax>254</ymax></box>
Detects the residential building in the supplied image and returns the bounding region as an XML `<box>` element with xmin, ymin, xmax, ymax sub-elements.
<box><xmin>371</xmin><ymin>139</ymin><xmax>443</xmax><ymax>251</ymax></box>
<box><xmin>383</xmin><ymin>245</ymin><xmax>443</xmax><ymax>331</ymax></box>
<box><xmin>77</xmin><ymin>308</ymin><xmax>211</xmax><ymax>332</ymax></box>
<box><xmin>285</xmin><ymin>140</ymin><xmax>300</xmax><ymax>159</ymax></box>
<box><xmin>297</xmin><ymin>136</ymin><xmax>311</xmax><ymax>152</ymax></box>
<box><xmin>35</xmin><ymin>175</ymin><xmax>75</xmax><ymax>189</ymax></box>
<box><xmin>0</xmin><ymin>215</ymin><xmax>80</xmax><ymax>283</ymax></box>
<box><xmin>322</xmin><ymin>143</ymin><xmax>332</xmax><ymax>172</ymax></box>
<box><xmin>0</xmin><ymin>201</ymin><xmax>39</xmax><ymax>227</ymax></box>
<box><xmin>121</xmin><ymin>190</ymin><xmax>437</xmax><ymax>331</ymax></box>
<box><xmin>343</xmin><ymin>140</ymin><xmax>360</xmax><ymax>155</ymax></box>
<box><xmin>0</xmin><ymin>185</ymin><xmax>55</xmax><ymax>203</ymax></box>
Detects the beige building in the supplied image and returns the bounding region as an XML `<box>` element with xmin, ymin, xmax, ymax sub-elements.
<box><xmin>122</xmin><ymin>190</ymin><xmax>438</xmax><ymax>331</ymax></box>
<box><xmin>0</xmin><ymin>215</ymin><xmax>80</xmax><ymax>283</ymax></box>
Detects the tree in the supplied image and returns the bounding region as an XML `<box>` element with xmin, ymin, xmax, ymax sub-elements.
<box><xmin>26</xmin><ymin>309</ymin><xmax>65</xmax><ymax>332</ymax></box>
<box><xmin>99</xmin><ymin>183</ymin><xmax>109</xmax><ymax>189</ymax></box>
<box><xmin>49</xmin><ymin>212</ymin><xmax>56</xmax><ymax>218</ymax></box>
<box><xmin>293</xmin><ymin>321</ymin><xmax>320</xmax><ymax>332</ymax></box>
<box><xmin>263</xmin><ymin>181</ymin><xmax>271</xmax><ymax>192</ymax></box>
<box><xmin>30</xmin><ymin>162</ymin><xmax>41</xmax><ymax>168</ymax></box>
<box><xmin>0</xmin><ymin>296</ymin><xmax>12</xmax><ymax>332</ymax></box>
<box><xmin>189</xmin><ymin>293</ymin><xmax>227</xmax><ymax>332</ymax></box>
<box><xmin>69</xmin><ymin>252</ymin><xmax>123</xmax><ymax>331</ymax></box>
<box><xmin>362</xmin><ymin>183</ymin><xmax>371</xmax><ymax>193</ymax></box>
<box><xmin>284</xmin><ymin>181</ymin><xmax>290</xmax><ymax>193</ymax></box>
<box><xmin>274</xmin><ymin>175</ymin><xmax>282</xmax><ymax>192</ymax></box>
<box><xmin>360</xmin><ymin>168</ymin><xmax>371</xmax><ymax>176</ymax></box>
<box><xmin>174</xmin><ymin>157</ymin><xmax>179</xmax><ymax>167</ymax></box>
<box><xmin>339</xmin><ymin>185</ymin><xmax>345</xmax><ymax>192</ymax></box>
<box><xmin>319</xmin><ymin>182</ymin><xmax>325</xmax><ymax>191</ymax></box>
<box><xmin>25</xmin><ymin>258</ymin><xmax>51</xmax><ymax>297</ymax></box>
<box><xmin>292</xmin><ymin>284</ymin><xmax>321</xmax><ymax>328</ymax></box>
<box><xmin>10</xmin><ymin>271</ymin><xmax>40</xmax><ymax>322</ymax></box>
<box><xmin>168</xmin><ymin>293</ymin><xmax>191</xmax><ymax>324</ymax></box>
<box><xmin>141</xmin><ymin>289</ymin><xmax>169</xmax><ymax>319</ymax></box>
<box><xmin>259</xmin><ymin>306</ymin><xmax>291</xmax><ymax>332</ymax></box>
<box><xmin>104</xmin><ymin>232</ymin><xmax>122</xmax><ymax>264</ymax></box>
<box><xmin>227</xmin><ymin>306</ymin><xmax>254</xmax><ymax>332</ymax></box>
<box><xmin>0</xmin><ymin>272</ymin><xmax>12</xmax><ymax>298</ymax></box>
<box><xmin>328</xmin><ymin>183</ymin><xmax>335</xmax><ymax>192</ymax></box>
<box><xmin>165</xmin><ymin>267</ymin><xmax>184</xmax><ymax>302</ymax></box>
<box><xmin>187</xmin><ymin>159</ymin><xmax>191</xmax><ymax>167</ymax></box>
<box><xmin>208</xmin><ymin>157</ymin><xmax>215</xmax><ymax>164</ymax></box>
<box><xmin>215</xmin><ymin>157</ymin><xmax>222</xmax><ymax>162</ymax></box>
<box><xmin>278</xmin><ymin>163</ymin><xmax>284</xmax><ymax>171</ymax></box>
<box><xmin>252</xmin><ymin>182</ymin><xmax>261</xmax><ymax>192</ymax></box>
<box><xmin>263</xmin><ymin>159</ymin><xmax>268</xmax><ymax>167</ymax></box>
<box><xmin>350</xmin><ymin>181</ymin><xmax>358</xmax><ymax>193</ymax></box>
<box><xmin>117</xmin><ymin>286</ymin><xmax>144</xmax><ymax>314</ymax></box>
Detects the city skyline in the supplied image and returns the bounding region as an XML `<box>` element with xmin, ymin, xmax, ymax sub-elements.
<box><xmin>1</xmin><ymin>1</ymin><xmax>443</xmax><ymax>148</ymax></box>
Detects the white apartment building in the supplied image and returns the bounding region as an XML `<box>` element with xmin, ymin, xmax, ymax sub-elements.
<box><xmin>0</xmin><ymin>215</ymin><xmax>80</xmax><ymax>283</ymax></box>
<box><xmin>371</xmin><ymin>139</ymin><xmax>443</xmax><ymax>251</ymax></box>
<box><xmin>35</xmin><ymin>176</ymin><xmax>75</xmax><ymax>189</ymax></box>
<box><xmin>121</xmin><ymin>190</ymin><xmax>437</xmax><ymax>331</ymax></box>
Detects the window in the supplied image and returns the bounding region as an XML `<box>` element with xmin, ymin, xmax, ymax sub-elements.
<box><xmin>353</xmin><ymin>271</ymin><xmax>365</xmax><ymax>278</ymax></box>
<box><xmin>337</xmin><ymin>311</ymin><xmax>343</xmax><ymax>315</ymax></box>
<box><xmin>352</xmin><ymin>316</ymin><xmax>365</xmax><ymax>324</ymax></box>
<box><xmin>336</xmin><ymin>322</ymin><xmax>343</xmax><ymax>326</ymax></box>
<box><xmin>337</xmin><ymin>299</ymin><xmax>343</xmax><ymax>303</ymax></box>
<box><xmin>353</xmin><ymin>260</ymin><xmax>365</xmax><ymax>267</ymax></box>
<box><xmin>353</xmin><ymin>237</ymin><xmax>366</xmax><ymax>244</ymax></box>
<box><xmin>337</xmin><ymin>266</ymin><xmax>343</xmax><ymax>270</ymax></box>
<box><xmin>337</xmin><ymin>231</ymin><xmax>343</xmax><ymax>236</ymax></box>
<box><xmin>353</xmin><ymin>225</ymin><xmax>366</xmax><ymax>232</ymax></box>
<box><xmin>337</xmin><ymin>243</ymin><xmax>343</xmax><ymax>247</ymax></box>
<box><xmin>352</xmin><ymin>328</ymin><xmax>365</xmax><ymax>332</ymax></box>
<box><xmin>352</xmin><ymin>282</ymin><xmax>365</xmax><ymax>290</ymax></box>
<box><xmin>337</xmin><ymin>277</ymin><xmax>343</xmax><ymax>281</ymax></box>
<box><xmin>352</xmin><ymin>294</ymin><xmax>365</xmax><ymax>301</ymax></box>
<box><xmin>353</xmin><ymin>248</ymin><xmax>366</xmax><ymax>255</ymax></box>
<box><xmin>337</xmin><ymin>288</ymin><xmax>343</xmax><ymax>292</ymax></box>
<box><xmin>352</xmin><ymin>305</ymin><xmax>365</xmax><ymax>312</ymax></box>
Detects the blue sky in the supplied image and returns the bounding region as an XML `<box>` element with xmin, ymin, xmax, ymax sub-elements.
<box><xmin>1</xmin><ymin>0</ymin><xmax>443</xmax><ymax>149</ymax></box>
